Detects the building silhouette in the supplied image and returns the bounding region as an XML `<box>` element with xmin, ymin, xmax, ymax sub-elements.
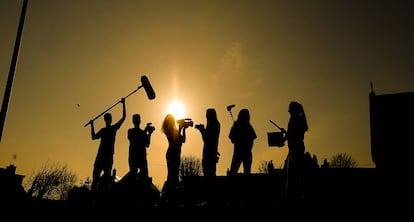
<box><xmin>0</xmin><ymin>164</ymin><xmax>28</xmax><ymax>207</ymax></box>
<box><xmin>369</xmin><ymin>88</ymin><xmax>414</xmax><ymax>171</ymax></box>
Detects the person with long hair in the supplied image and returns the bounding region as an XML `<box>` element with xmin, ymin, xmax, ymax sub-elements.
<box><xmin>161</xmin><ymin>114</ymin><xmax>187</xmax><ymax>196</ymax></box>
<box><xmin>283</xmin><ymin>101</ymin><xmax>309</xmax><ymax>200</ymax></box>
<box><xmin>196</xmin><ymin>108</ymin><xmax>221</xmax><ymax>177</ymax></box>
<box><xmin>228</xmin><ymin>108</ymin><xmax>257</xmax><ymax>175</ymax></box>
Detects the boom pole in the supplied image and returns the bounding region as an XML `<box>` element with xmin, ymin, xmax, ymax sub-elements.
<box><xmin>0</xmin><ymin>0</ymin><xmax>29</xmax><ymax>142</ymax></box>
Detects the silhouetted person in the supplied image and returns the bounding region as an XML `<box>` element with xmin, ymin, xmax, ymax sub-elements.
<box><xmin>195</xmin><ymin>108</ymin><xmax>221</xmax><ymax>177</ymax></box>
<box><xmin>161</xmin><ymin>114</ymin><xmax>187</xmax><ymax>201</ymax></box>
<box><xmin>128</xmin><ymin>114</ymin><xmax>154</xmax><ymax>182</ymax></box>
<box><xmin>228</xmin><ymin>108</ymin><xmax>257</xmax><ymax>175</ymax></box>
<box><xmin>89</xmin><ymin>98</ymin><xmax>126</xmax><ymax>192</ymax></box>
<box><xmin>282</xmin><ymin>101</ymin><xmax>308</xmax><ymax>201</ymax></box>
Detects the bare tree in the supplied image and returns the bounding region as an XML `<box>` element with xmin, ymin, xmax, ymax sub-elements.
<box><xmin>179</xmin><ymin>155</ymin><xmax>202</xmax><ymax>180</ymax></box>
<box><xmin>25</xmin><ymin>161</ymin><xmax>77</xmax><ymax>200</ymax></box>
<box><xmin>329</xmin><ymin>152</ymin><xmax>358</xmax><ymax>168</ymax></box>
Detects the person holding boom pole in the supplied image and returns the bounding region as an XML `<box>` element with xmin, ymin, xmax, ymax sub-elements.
<box><xmin>228</xmin><ymin>108</ymin><xmax>257</xmax><ymax>176</ymax></box>
<box><xmin>84</xmin><ymin>75</ymin><xmax>155</xmax><ymax>193</ymax></box>
<box><xmin>89</xmin><ymin>97</ymin><xmax>126</xmax><ymax>192</ymax></box>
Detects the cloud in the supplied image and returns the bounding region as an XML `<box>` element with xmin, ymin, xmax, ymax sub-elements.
<box><xmin>212</xmin><ymin>42</ymin><xmax>252</xmax><ymax>98</ymax></box>
<box><xmin>219</xmin><ymin>42</ymin><xmax>244</xmax><ymax>76</ymax></box>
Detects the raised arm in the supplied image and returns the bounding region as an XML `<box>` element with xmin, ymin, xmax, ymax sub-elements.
<box><xmin>195</xmin><ymin>124</ymin><xmax>206</xmax><ymax>142</ymax></box>
<box><xmin>180</xmin><ymin>126</ymin><xmax>187</xmax><ymax>144</ymax></box>
<box><xmin>114</xmin><ymin>98</ymin><xmax>126</xmax><ymax>128</ymax></box>
<box><xmin>145</xmin><ymin>123</ymin><xmax>155</xmax><ymax>147</ymax></box>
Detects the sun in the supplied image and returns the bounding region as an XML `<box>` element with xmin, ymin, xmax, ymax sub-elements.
<box><xmin>167</xmin><ymin>99</ymin><xmax>186</xmax><ymax>119</ymax></box>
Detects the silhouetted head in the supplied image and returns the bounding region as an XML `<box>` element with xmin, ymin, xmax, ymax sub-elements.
<box><xmin>132</xmin><ymin>114</ymin><xmax>141</xmax><ymax>126</ymax></box>
<box><xmin>206</xmin><ymin>108</ymin><xmax>217</xmax><ymax>122</ymax></box>
<box><xmin>104</xmin><ymin>113</ymin><xmax>112</xmax><ymax>125</ymax></box>
<box><xmin>162</xmin><ymin>114</ymin><xmax>176</xmax><ymax>134</ymax></box>
<box><xmin>288</xmin><ymin>101</ymin><xmax>308</xmax><ymax>131</ymax></box>
<box><xmin>237</xmin><ymin>108</ymin><xmax>250</xmax><ymax>123</ymax></box>
<box><xmin>289</xmin><ymin>101</ymin><xmax>304</xmax><ymax>116</ymax></box>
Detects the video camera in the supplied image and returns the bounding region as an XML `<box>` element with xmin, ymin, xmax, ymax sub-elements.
<box><xmin>145</xmin><ymin>122</ymin><xmax>155</xmax><ymax>133</ymax></box>
<box><xmin>177</xmin><ymin>118</ymin><xmax>194</xmax><ymax>128</ymax></box>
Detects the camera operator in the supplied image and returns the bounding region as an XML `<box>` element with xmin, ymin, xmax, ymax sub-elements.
<box><xmin>161</xmin><ymin>114</ymin><xmax>188</xmax><ymax>204</ymax></box>
<box><xmin>127</xmin><ymin>113</ymin><xmax>154</xmax><ymax>182</ymax></box>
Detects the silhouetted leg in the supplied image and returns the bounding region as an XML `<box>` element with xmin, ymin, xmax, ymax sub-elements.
<box><xmin>229</xmin><ymin>155</ymin><xmax>241</xmax><ymax>176</ymax></box>
<box><xmin>243</xmin><ymin>152</ymin><xmax>253</xmax><ymax>174</ymax></box>
<box><xmin>91</xmin><ymin>161</ymin><xmax>102</xmax><ymax>192</ymax></box>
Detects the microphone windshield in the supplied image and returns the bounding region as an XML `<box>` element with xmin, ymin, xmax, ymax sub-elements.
<box><xmin>141</xmin><ymin>75</ymin><xmax>156</xmax><ymax>100</ymax></box>
<box><xmin>227</xmin><ymin>104</ymin><xmax>235</xmax><ymax>111</ymax></box>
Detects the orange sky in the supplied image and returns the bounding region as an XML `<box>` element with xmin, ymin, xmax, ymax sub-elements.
<box><xmin>1</xmin><ymin>0</ymin><xmax>413</xmax><ymax>190</ymax></box>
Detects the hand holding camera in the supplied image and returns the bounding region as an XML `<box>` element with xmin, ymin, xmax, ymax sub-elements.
<box><xmin>177</xmin><ymin>118</ymin><xmax>194</xmax><ymax>129</ymax></box>
<box><xmin>195</xmin><ymin>124</ymin><xmax>204</xmax><ymax>131</ymax></box>
<box><xmin>145</xmin><ymin>122</ymin><xmax>155</xmax><ymax>134</ymax></box>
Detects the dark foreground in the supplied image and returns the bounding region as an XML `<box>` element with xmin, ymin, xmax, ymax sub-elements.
<box><xmin>1</xmin><ymin>168</ymin><xmax>409</xmax><ymax>219</ymax></box>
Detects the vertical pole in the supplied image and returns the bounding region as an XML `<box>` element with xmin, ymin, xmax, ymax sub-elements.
<box><xmin>0</xmin><ymin>0</ymin><xmax>29</xmax><ymax>142</ymax></box>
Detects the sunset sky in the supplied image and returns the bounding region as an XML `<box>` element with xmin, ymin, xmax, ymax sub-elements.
<box><xmin>1</xmin><ymin>0</ymin><xmax>413</xmax><ymax>189</ymax></box>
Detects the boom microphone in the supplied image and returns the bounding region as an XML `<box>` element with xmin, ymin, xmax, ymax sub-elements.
<box><xmin>141</xmin><ymin>75</ymin><xmax>156</xmax><ymax>100</ymax></box>
<box><xmin>83</xmin><ymin>75</ymin><xmax>156</xmax><ymax>127</ymax></box>
<box><xmin>227</xmin><ymin>104</ymin><xmax>235</xmax><ymax>111</ymax></box>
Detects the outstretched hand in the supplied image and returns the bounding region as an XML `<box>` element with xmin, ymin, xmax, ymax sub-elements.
<box><xmin>195</xmin><ymin>124</ymin><xmax>204</xmax><ymax>131</ymax></box>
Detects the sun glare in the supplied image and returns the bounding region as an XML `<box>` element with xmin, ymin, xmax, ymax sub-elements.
<box><xmin>167</xmin><ymin>100</ymin><xmax>186</xmax><ymax>119</ymax></box>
